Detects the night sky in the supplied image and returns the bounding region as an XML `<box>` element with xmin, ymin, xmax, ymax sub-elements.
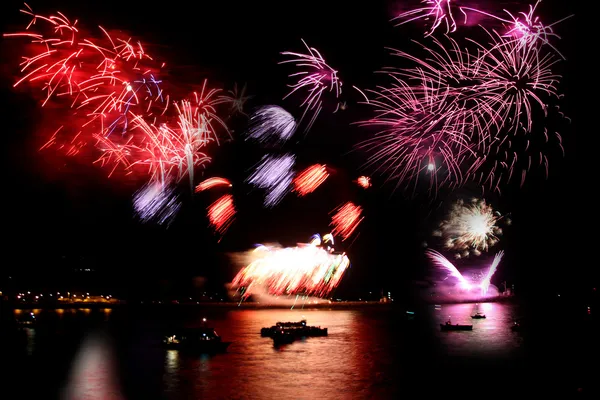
<box><xmin>0</xmin><ymin>0</ymin><xmax>586</xmax><ymax>299</ymax></box>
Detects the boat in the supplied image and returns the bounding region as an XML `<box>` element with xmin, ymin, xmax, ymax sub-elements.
<box><xmin>163</xmin><ymin>327</ymin><xmax>231</xmax><ymax>353</ymax></box>
<box><xmin>471</xmin><ymin>312</ymin><xmax>486</xmax><ymax>319</ymax></box>
<box><xmin>261</xmin><ymin>319</ymin><xmax>307</xmax><ymax>336</ymax></box>
<box><xmin>271</xmin><ymin>329</ymin><xmax>296</xmax><ymax>346</ymax></box>
<box><xmin>440</xmin><ymin>320</ymin><xmax>473</xmax><ymax>331</ymax></box>
<box><xmin>261</xmin><ymin>320</ymin><xmax>328</xmax><ymax>344</ymax></box>
<box><xmin>16</xmin><ymin>312</ymin><xmax>36</xmax><ymax>327</ymax></box>
<box><xmin>511</xmin><ymin>321</ymin><xmax>523</xmax><ymax>331</ymax></box>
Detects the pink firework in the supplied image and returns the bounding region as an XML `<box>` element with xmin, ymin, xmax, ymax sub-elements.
<box><xmin>426</xmin><ymin>248</ymin><xmax>504</xmax><ymax>297</ymax></box>
<box><xmin>230</xmin><ymin>234</ymin><xmax>350</xmax><ymax>300</ymax></box>
<box><xmin>357</xmin><ymin>27</ymin><xmax>566</xmax><ymax>193</ymax></box>
<box><xmin>392</xmin><ymin>0</ymin><xmax>458</xmax><ymax>36</ymax></box>
<box><xmin>292</xmin><ymin>164</ymin><xmax>329</xmax><ymax>196</ymax></box>
<box><xmin>330</xmin><ymin>202</ymin><xmax>363</xmax><ymax>241</ymax></box>
<box><xmin>426</xmin><ymin>249</ymin><xmax>472</xmax><ymax>290</ymax></box>
<box><xmin>280</xmin><ymin>39</ymin><xmax>342</xmax><ymax>132</ymax></box>
<box><xmin>207</xmin><ymin>194</ymin><xmax>236</xmax><ymax>237</ymax></box>
<box><xmin>460</xmin><ymin>0</ymin><xmax>573</xmax><ymax>57</ymax></box>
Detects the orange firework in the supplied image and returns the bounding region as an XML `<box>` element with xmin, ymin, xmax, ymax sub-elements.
<box><xmin>330</xmin><ymin>201</ymin><xmax>364</xmax><ymax>241</ymax></box>
<box><xmin>292</xmin><ymin>164</ymin><xmax>329</xmax><ymax>196</ymax></box>
<box><xmin>195</xmin><ymin>177</ymin><xmax>232</xmax><ymax>192</ymax></box>
<box><xmin>207</xmin><ymin>194</ymin><xmax>236</xmax><ymax>237</ymax></box>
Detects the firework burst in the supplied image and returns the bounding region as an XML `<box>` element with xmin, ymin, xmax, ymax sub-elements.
<box><xmin>230</xmin><ymin>234</ymin><xmax>350</xmax><ymax>300</ymax></box>
<box><xmin>433</xmin><ymin>198</ymin><xmax>508</xmax><ymax>258</ymax></box>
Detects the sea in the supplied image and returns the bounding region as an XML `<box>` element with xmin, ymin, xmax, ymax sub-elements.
<box><xmin>1</xmin><ymin>300</ymin><xmax>597</xmax><ymax>399</ymax></box>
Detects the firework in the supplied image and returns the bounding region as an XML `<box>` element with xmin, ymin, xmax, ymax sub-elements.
<box><xmin>4</xmin><ymin>4</ymin><xmax>167</xmax><ymax>142</ymax></box>
<box><xmin>293</xmin><ymin>164</ymin><xmax>329</xmax><ymax>196</ymax></box>
<box><xmin>357</xmin><ymin>24</ymin><xmax>566</xmax><ymax>193</ymax></box>
<box><xmin>433</xmin><ymin>198</ymin><xmax>507</xmax><ymax>258</ymax></box>
<box><xmin>195</xmin><ymin>177</ymin><xmax>232</xmax><ymax>192</ymax></box>
<box><xmin>207</xmin><ymin>194</ymin><xmax>236</xmax><ymax>237</ymax></box>
<box><xmin>426</xmin><ymin>249</ymin><xmax>472</xmax><ymax>290</ymax></box>
<box><xmin>480</xmin><ymin>251</ymin><xmax>504</xmax><ymax>296</ymax></box>
<box><xmin>330</xmin><ymin>202</ymin><xmax>363</xmax><ymax>241</ymax></box>
<box><xmin>133</xmin><ymin>180</ymin><xmax>181</xmax><ymax>226</ymax></box>
<box><xmin>217</xmin><ymin>83</ymin><xmax>252</xmax><ymax>116</ymax></box>
<box><xmin>246</xmin><ymin>154</ymin><xmax>296</xmax><ymax>207</ymax></box>
<box><xmin>4</xmin><ymin>6</ymin><xmax>230</xmax><ymax>188</ymax></box>
<box><xmin>392</xmin><ymin>0</ymin><xmax>458</xmax><ymax>36</ymax></box>
<box><xmin>460</xmin><ymin>0</ymin><xmax>573</xmax><ymax>57</ymax></box>
<box><xmin>245</xmin><ymin>105</ymin><xmax>297</xmax><ymax>145</ymax></box>
<box><xmin>355</xmin><ymin>176</ymin><xmax>372</xmax><ymax>189</ymax></box>
<box><xmin>280</xmin><ymin>39</ymin><xmax>342</xmax><ymax>132</ymax></box>
<box><xmin>230</xmin><ymin>234</ymin><xmax>350</xmax><ymax>300</ymax></box>
<box><xmin>426</xmin><ymin>249</ymin><xmax>504</xmax><ymax>297</ymax></box>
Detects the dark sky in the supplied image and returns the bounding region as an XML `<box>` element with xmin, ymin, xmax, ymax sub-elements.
<box><xmin>0</xmin><ymin>0</ymin><xmax>587</xmax><ymax>297</ymax></box>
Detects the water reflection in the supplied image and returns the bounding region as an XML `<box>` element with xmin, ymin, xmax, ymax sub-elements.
<box><xmin>433</xmin><ymin>302</ymin><xmax>523</xmax><ymax>356</ymax></box>
<box><xmin>5</xmin><ymin>304</ymin><xmax>537</xmax><ymax>398</ymax></box>
<box><xmin>61</xmin><ymin>332</ymin><xmax>124</xmax><ymax>400</ymax></box>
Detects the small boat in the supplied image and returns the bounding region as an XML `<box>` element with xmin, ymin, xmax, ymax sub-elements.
<box><xmin>471</xmin><ymin>312</ymin><xmax>486</xmax><ymax>319</ymax></box>
<box><xmin>163</xmin><ymin>327</ymin><xmax>231</xmax><ymax>353</ymax></box>
<box><xmin>440</xmin><ymin>320</ymin><xmax>472</xmax><ymax>331</ymax></box>
<box><xmin>511</xmin><ymin>321</ymin><xmax>523</xmax><ymax>331</ymax></box>
<box><xmin>16</xmin><ymin>312</ymin><xmax>36</xmax><ymax>327</ymax></box>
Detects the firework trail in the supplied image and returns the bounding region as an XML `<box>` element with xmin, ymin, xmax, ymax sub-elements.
<box><xmin>246</xmin><ymin>154</ymin><xmax>296</xmax><ymax>207</ymax></box>
<box><xmin>207</xmin><ymin>194</ymin><xmax>236</xmax><ymax>237</ymax></box>
<box><xmin>355</xmin><ymin>176</ymin><xmax>372</xmax><ymax>189</ymax></box>
<box><xmin>195</xmin><ymin>177</ymin><xmax>232</xmax><ymax>192</ymax></box>
<box><xmin>330</xmin><ymin>201</ymin><xmax>364</xmax><ymax>241</ymax></box>
<box><xmin>280</xmin><ymin>39</ymin><xmax>342</xmax><ymax>133</ymax></box>
<box><xmin>245</xmin><ymin>105</ymin><xmax>297</xmax><ymax>145</ymax></box>
<box><xmin>426</xmin><ymin>249</ymin><xmax>472</xmax><ymax>290</ymax></box>
<box><xmin>292</xmin><ymin>164</ymin><xmax>329</xmax><ymax>196</ymax></box>
<box><xmin>433</xmin><ymin>198</ymin><xmax>508</xmax><ymax>258</ymax></box>
<box><xmin>480</xmin><ymin>251</ymin><xmax>504</xmax><ymax>296</ymax></box>
<box><xmin>133</xmin><ymin>180</ymin><xmax>181</xmax><ymax>226</ymax></box>
<box><xmin>230</xmin><ymin>233</ymin><xmax>350</xmax><ymax>300</ymax></box>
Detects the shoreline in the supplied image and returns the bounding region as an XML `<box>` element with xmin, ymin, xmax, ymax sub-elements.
<box><xmin>5</xmin><ymin>296</ymin><xmax>517</xmax><ymax>310</ymax></box>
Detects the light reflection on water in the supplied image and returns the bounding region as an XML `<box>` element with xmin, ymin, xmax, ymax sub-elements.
<box><xmin>7</xmin><ymin>303</ymin><xmax>588</xmax><ymax>398</ymax></box>
<box><xmin>432</xmin><ymin>302</ymin><xmax>524</xmax><ymax>357</ymax></box>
